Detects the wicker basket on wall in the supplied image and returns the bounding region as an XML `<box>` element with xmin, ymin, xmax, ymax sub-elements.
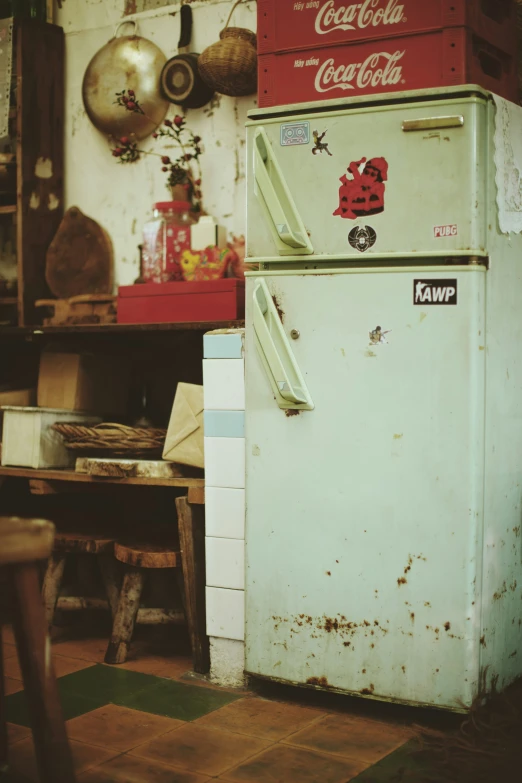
<box><xmin>198</xmin><ymin>0</ymin><xmax>257</xmax><ymax>97</ymax></box>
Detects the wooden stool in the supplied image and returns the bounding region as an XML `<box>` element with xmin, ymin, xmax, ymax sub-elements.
<box><xmin>42</xmin><ymin>530</ymin><xmax>118</xmax><ymax>630</ymax></box>
<box><xmin>105</xmin><ymin>541</ymin><xmax>184</xmax><ymax>665</ymax></box>
<box><xmin>0</xmin><ymin>517</ymin><xmax>76</xmax><ymax>783</ymax></box>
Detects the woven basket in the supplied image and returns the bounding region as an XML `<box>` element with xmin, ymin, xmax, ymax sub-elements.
<box><xmin>198</xmin><ymin>0</ymin><xmax>257</xmax><ymax>97</ymax></box>
<box><xmin>52</xmin><ymin>422</ymin><xmax>167</xmax><ymax>457</ymax></box>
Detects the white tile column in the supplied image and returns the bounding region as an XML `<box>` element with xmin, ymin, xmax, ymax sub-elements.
<box><xmin>203</xmin><ymin>329</ymin><xmax>246</xmax><ymax>688</ymax></box>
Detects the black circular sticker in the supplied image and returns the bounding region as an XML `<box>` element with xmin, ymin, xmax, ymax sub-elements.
<box><xmin>348</xmin><ymin>225</ymin><xmax>377</xmax><ymax>253</ymax></box>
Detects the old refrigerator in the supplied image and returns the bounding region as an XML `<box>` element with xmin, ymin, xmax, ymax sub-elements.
<box><xmin>244</xmin><ymin>86</ymin><xmax>522</xmax><ymax>710</ymax></box>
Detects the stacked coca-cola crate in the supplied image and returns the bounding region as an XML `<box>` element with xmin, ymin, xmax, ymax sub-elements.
<box><xmin>257</xmin><ymin>0</ymin><xmax>519</xmax><ymax>108</ymax></box>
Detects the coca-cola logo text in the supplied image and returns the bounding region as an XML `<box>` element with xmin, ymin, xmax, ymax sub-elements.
<box><xmin>315</xmin><ymin>0</ymin><xmax>405</xmax><ymax>35</ymax></box>
<box><xmin>315</xmin><ymin>51</ymin><xmax>404</xmax><ymax>93</ymax></box>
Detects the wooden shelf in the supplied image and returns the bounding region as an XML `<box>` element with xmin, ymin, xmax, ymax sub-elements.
<box><xmin>0</xmin><ymin>465</ymin><xmax>204</xmax><ymax>490</ymax></box>
<box><xmin>0</xmin><ymin>297</ymin><xmax>17</xmax><ymax>305</ymax></box>
<box><xmin>0</xmin><ymin>205</ymin><xmax>16</xmax><ymax>215</ymax></box>
<box><xmin>0</xmin><ymin>319</ymin><xmax>245</xmax><ymax>338</ymax></box>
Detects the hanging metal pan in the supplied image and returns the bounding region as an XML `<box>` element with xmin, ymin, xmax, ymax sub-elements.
<box><xmin>82</xmin><ymin>21</ymin><xmax>169</xmax><ymax>141</ymax></box>
<box><xmin>160</xmin><ymin>4</ymin><xmax>214</xmax><ymax>110</ymax></box>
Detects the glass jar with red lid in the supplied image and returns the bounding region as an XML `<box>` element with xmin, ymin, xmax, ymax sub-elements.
<box><xmin>142</xmin><ymin>201</ymin><xmax>197</xmax><ymax>283</ymax></box>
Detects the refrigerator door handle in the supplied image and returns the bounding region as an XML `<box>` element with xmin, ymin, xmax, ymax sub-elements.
<box><xmin>253</xmin><ymin>279</ymin><xmax>314</xmax><ymax>411</ymax></box>
<box><xmin>402</xmin><ymin>115</ymin><xmax>464</xmax><ymax>132</ymax></box>
<box><xmin>254</xmin><ymin>128</ymin><xmax>314</xmax><ymax>255</ymax></box>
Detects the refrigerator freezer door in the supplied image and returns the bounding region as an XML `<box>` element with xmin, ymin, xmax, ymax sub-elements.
<box><xmin>245</xmin><ymin>267</ymin><xmax>486</xmax><ymax>709</ymax></box>
<box><xmin>246</xmin><ymin>95</ymin><xmax>488</xmax><ymax>261</ymax></box>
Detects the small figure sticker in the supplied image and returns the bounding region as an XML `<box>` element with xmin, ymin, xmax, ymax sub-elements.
<box><xmin>312</xmin><ymin>130</ymin><xmax>332</xmax><ymax>156</ymax></box>
<box><xmin>369</xmin><ymin>326</ymin><xmax>391</xmax><ymax>345</ymax></box>
<box><xmin>334</xmin><ymin>157</ymin><xmax>388</xmax><ymax>220</ymax></box>
<box><xmin>348</xmin><ymin>225</ymin><xmax>377</xmax><ymax>252</ymax></box>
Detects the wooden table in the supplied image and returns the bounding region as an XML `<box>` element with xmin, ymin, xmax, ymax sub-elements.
<box><xmin>0</xmin><ymin>467</ymin><xmax>209</xmax><ymax>674</ymax></box>
<box><xmin>0</xmin><ymin>321</ymin><xmax>245</xmax><ymax>674</ymax></box>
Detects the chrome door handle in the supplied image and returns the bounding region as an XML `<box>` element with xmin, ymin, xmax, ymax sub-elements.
<box><xmin>254</xmin><ymin>128</ymin><xmax>313</xmax><ymax>255</ymax></box>
<box><xmin>253</xmin><ymin>279</ymin><xmax>314</xmax><ymax>410</ymax></box>
<box><xmin>402</xmin><ymin>115</ymin><xmax>464</xmax><ymax>132</ymax></box>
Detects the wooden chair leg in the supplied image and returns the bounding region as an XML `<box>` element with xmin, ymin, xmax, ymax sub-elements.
<box><xmin>42</xmin><ymin>553</ymin><xmax>66</xmax><ymax>630</ymax></box>
<box><xmin>104</xmin><ymin>569</ymin><xmax>145</xmax><ymax>665</ymax></box>
<box><xmin>176</xmin><ymin>496</ymin><xmax>210</xmax><ymax>674</ymax></box>
<box><xmin>97</xmin><ymin>554</ymin><xmax>120</xmax><ymax>619</ymax></box>
<box><xmin>8</xmin><ymin>562</ymin><xmax>76</xmax><ymax>783</ymax></box>
<box><xmin>0</xmin><ymin>625</ymin><xmax>8</xmax><ymax>773</ymax></box>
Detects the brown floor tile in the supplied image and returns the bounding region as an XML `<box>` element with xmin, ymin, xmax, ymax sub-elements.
<box><xmin>195</xmin><ymin>697</ymin><xmax>323</xmax><ymax>741</ymax></box>
<box><xmin>131</xmin><ymin>724</ymin><xmax>271</xmax><ymax>777</ymax></box>
<box><xmin>4</xmin><ymin>676</ymin><xmax>24</xmax><ymax>695</ymax></box>
<box><xmin>113</xmin><ymin>654</ymin><xmax>193</xmax><ymax>679</ymax></box>
<box><xmin>79</xmin><ymin>753</ymin><xmax>212</xmax><ymax>782</ymax></box>
<box><xmin>284</xmin><ymin>713</ymin><xmax>411</xmax><ymax>764</ymax></box>
<box><xmin>67</xmin><ymin>704</ymin><xmax>183</xmax><ymax>752</ymax></box>
<box><xmin>7</xmin><ymin>723</ymin><xmax>31</xmax><ymax>745</ymax></box>
<box><xmin>220</xmin><ymin>743</ymin><xmax>368</xmax><ymax>783</ymax></box>
<box><xmin>52</xmin><ymin>636</ymin><xmax>109</xmax><ymax>663</ymax></box>
<box><xmin>3</xmin><ymin>652</ymin><xmax>94</xmax><ymax>681</ymax></box>
<box><xmin>7</xmin><ymin>736</ymin><xmax>118</xmax><ymax>781</ymax></box>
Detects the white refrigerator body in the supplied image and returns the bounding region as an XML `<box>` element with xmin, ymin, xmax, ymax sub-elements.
<box><xmin>244</xmin><ymin>88</ymin><xmax>522</xmax><ymax>710</ymax></box>
<box><xmin>245</xmin><ymin>268</ymin><xmax>486</xmax><ymax>709</ymax></box>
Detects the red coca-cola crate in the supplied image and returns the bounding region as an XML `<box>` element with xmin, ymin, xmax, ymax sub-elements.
<box><xmin>117</xmin><ymin>279</ymin><xmax>245</xmax><ymax>324</ymax></box>
<box><xmin>257</xmin><ymin>0</ymin><xmax>517</xmax><ymax>56</ymax></box>
<box><xmin>258</xmin><ymin>29</ymin><xmax>518</xmax><ymax>107</ymax></box>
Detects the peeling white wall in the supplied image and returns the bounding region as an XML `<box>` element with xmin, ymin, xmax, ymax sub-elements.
<box><xmin>56</xmin><ymin>0</ymin><xmax>256</xmax><ymax>286</ymax></box>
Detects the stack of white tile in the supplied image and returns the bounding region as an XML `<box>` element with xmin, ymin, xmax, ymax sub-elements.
<box><xmin>203</xmin><ymin>329</ymin><xmax>246</xmax><ymax>686</ymax></box>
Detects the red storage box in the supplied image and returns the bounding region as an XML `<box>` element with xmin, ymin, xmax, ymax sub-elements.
<box><xmin>258</xmin><ymin>29</ymin><xmax>518</xmax><ymax>107</ymax></box>
<box><xmin>257</xmin><ymin>0</ymin><xmax>517</xmax><ymax>55</ymax></box>
<box><xmin>117</xmin><ymin>280</ymin><xmax>245</xmax><ymax>324</ymax></box>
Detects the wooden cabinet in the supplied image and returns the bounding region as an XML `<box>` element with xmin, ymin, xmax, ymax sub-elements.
<box><xmin>0</xmin><ymin>19</ymin><xmax>64</xmax><ymax>327</ymax></box>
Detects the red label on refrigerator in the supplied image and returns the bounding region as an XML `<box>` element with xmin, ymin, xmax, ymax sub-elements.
<box><xmin>257</xmin><ymin>0</ymin><xmax>516</xmax><ymax>55</ymax></box>
<box><xmin>258</xmin><ymin>30</ymin><xmax>517</xmax><ymax>107</ymax></box>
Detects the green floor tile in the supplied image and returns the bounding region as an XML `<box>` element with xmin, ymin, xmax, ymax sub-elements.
<box><xmin>121</xmin><ymin>677</ymin><xmax>242</xmax><ymax>721</ymax></box>
<box><xmin>4</xmin><ymin>683</ymin><xmax>105</xmax><ymax>728</ymax></box>
<box><xmin>351</xmin><ymin>741</ymin><xmax>447</xmax><ymax>783</ymax></box>
<box><xmin>56</xmin><ymin>663</ymin><xmax>157</xmax><ymax>702</ymax></box>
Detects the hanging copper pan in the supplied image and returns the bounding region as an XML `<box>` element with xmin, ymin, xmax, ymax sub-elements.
<box><xmin>82</xmin><ymin>21</ymin><xmax>169</xmax><ymax>141</ymax></box>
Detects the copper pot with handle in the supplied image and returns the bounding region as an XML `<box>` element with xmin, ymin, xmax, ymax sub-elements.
<box><xmin>82</xmin><ymin>21</ymin><xmax>169</xmax><ymax>141</ymax></box>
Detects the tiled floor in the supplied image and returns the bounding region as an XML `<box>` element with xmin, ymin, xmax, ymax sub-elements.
<box><xmin>1</xmin><ymin>624</ymin><xmax>437</xmax><ymax>782</ymax></box>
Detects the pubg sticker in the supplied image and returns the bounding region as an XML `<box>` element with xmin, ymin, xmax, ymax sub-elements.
<box><xmin>334</xmin><ymin>157</ymin><xmax>388</xmax><ymax>220</ymax></box>
<box><xmin>312</xmin><ymin>129</ymin><xmax>332</xmax><ymax>156</ymax></box>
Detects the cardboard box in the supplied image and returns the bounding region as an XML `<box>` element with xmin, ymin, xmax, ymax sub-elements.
<box><xmin>37</xmin><ymin>351</ymin><xmax>130</xmax><ymax>416</ymax></box>
<box><xmin>0</xmin><ymin>388</ymin><xmax>36</xmax><ymax>438</ymax></box>
<box><xmin>1</xmin><ymin>406</ymin><xmax>102</xmax><ymax>469</ymax></box>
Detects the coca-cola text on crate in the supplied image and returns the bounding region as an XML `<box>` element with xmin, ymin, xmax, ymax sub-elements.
<box><xmin>258</xmin><ymin>29</ymin><xmax>517</xmax><ymax>107</ymax></box>
<box><xmin>257</xmin><ymin>0</ymin><xmax>517</xmax><ymax>56</ymax></box>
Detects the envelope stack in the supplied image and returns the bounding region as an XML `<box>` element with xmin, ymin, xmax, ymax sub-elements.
<box><xmin>163</xmin><ymin>383</ymin><xmax>204</xmax><ymax>469</ymax></box>
<box><xmin>202</xmin><ymin>329</ymin><xmax>246</xmax><ymax>687</ymax></box>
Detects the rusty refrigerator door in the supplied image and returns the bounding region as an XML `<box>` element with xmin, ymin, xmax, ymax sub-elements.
<box><xmin>244</xmin><ymin>266</ymin><xmax>486</xmax><ymax>710</ymax></box>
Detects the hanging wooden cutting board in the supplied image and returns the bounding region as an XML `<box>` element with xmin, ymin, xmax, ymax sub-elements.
<box><xmin>45</xmin><ymin>207</ymin><xmax>113</xmax><ymax>298</ymax></box>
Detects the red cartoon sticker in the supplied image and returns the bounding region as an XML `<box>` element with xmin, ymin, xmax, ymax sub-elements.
<box><xmin>334</xmin><ymin>157</ymin><xmax>388</xmax><ymax>220</ymax></box>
